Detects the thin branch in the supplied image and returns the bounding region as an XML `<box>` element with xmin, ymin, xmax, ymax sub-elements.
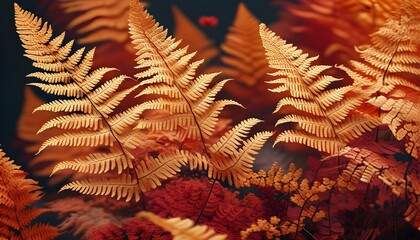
<box><xmin>195</xmin><ymin>179</ymin><xmax>216</xmax><ymax>225</ymax></box>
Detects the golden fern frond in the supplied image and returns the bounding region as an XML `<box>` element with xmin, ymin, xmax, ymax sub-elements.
<box><xmin>52</xmin><ymin>149</ymin><xmax>127</xmax><ymax>175</ymax></box>
<box><xmin>128</xmin><ymin>0</ymin><xmax>240</xmax><ymax>147</ymax></box>
<box><xmin>369</xmin><ymin>95</ymin><xmax>420</xmax><ymax>159</ymax></box>
<box><xmin>210</xmin><ymin>118</ymin><xmax>263</xmax><ymax>156</ymax></box>
<box><xmin>17</xmin><ymin>88</ymin><xmax>97</xmax><ymax>185</ymax></box>
<box><xmin>220</xmin><ymin>3</ymin><xmax>270</xmax><ymax>86</ymax></box>
<box><xmin>338</xmin><ymin>0</ymin><xmax>420</xmax><ymax>96</ymax></box>
<box><xmin>0</xmin><ymin>149</ymin><xmax>58</xmax><ymax>240</ymax></box>
<box><xmin>60</xmin><ymin>174</ymin><xmax>140</xmax><ymax>202</ymax></box>
<box><xmin>339</xmin><ymin>1</ymin><xmax>420</xmax><ymax>158</ymax></box>
<box><xmin>209</xmin><ymin>130</ymin><xmax>273</xmax><ymax>188</ymax></box>
<box><xmin>260</xmin><ymin>24</ymin><xmax>380</xmax><ymax>154</ymax></box>
<box><xmin>15</xmin><ymin>4</ymin><xmax>150</xmax><ymax>201</ymax></box>
<box><xmin>137</xmin><ymin>211</ymin><xmax>228</xmax><ymax>240</ymax></box>
<box><xmin>135</xmin><ymin>150</ymin><xmax>196</xmax><ymax>192</ymax></box>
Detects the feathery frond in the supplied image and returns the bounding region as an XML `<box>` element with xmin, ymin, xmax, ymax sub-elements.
<box><xmin>137</xmin><ymin>211</ymin><xmax>228</xmax><ymax>240</ymax></box>
<box><xmin>220</xmin><ymin>3</ymin><xmax>270</xmax><ymax>86</ymax></box>
<box><xmin>339</xmin><ymin>0</ymin><xmax>420</xmax><ymax>158</ymax></box>
<box><xmin>15</xmin><ymin>3</ymin><xmax>148</xmax><ymax>201</ymax></box>
<box><xmin>0</xmin><ymin>149</ymin><xmax>58</xmax><ymax>240</ymax></box>
<box><xmin>128</xmin><ymin>0</ymin><xmax>271</xmax><ymax>187</ymax></box>
<box><xmin>369</xmin><ymin>95</ymin><xmax>420</xmax><ymax>159</ymax></box>
<box><xmin>129</xmin><ymin>0</ymin><xmax>240</xmax><ymax>146</ymax></box>
<box><xmin>17</xmin><ymin>87</ymin><xmax>97</xmax><ymax>185</ymax></box>
<box><xmin>338</xmin><ymin>1</ymin><xmax>420</xmax><ymax>94</ymax></box>
<box><xmin>260</xmin><ymin>24</ymin><xmax>379</xmax><ymax>154</ymax></box>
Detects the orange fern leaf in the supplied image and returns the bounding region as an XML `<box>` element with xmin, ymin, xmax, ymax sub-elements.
<box><xmin>260</xmin><ymin>24</ymin><xmax>380</xmax><ymax>154</ymax></box>
<box><xmin>14</xmin><ymin>3</ymin><xmax>153</xmax><ymax>201</ymax></box>
<box><xmin>339</xmin><ymin>0</ymin><xmax>420</xmax><ymax>158</ymax></box>
<box><xmin>0</xmin><ymin>148</ymin><xmax>58</xmax><ymax>240</ymax></box>
<box><xmin>137</xmin><ymin>211</ymin><xmax>228</xmax><ymax>240</ymax></box>
<box><xmin>128</xmin><ymin>0</ymin><xmax>272</xmax><ymax>187</ymax></box>
<box><xmin>17</xmin><ymin>87</ymin><xmax>96</xmax><ymax>185</ymax></box>
<box><xmin>369</xmin><ymin>94</ymin><xmax>420</xmax><ymax>159</ymax></box>
<box><xmin>220</xmin><ymin>3</ymin><xmax>270</xmax><ymax>86</ymax></box>
<box><xmin>129</xmin><ymin>0</ymin><xmax>241</xmax><ymax>145</ymax></box>
<box><xmin>339</xmin><ymin>0</ymin><xmax>420</xmax><ymax>96</ymax></box>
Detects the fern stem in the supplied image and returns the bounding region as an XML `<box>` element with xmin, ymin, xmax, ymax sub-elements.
<box><xmin>139</xmin><ymin>27</ymin><xmax>210</xmax><ymax>158</ymax></box>
<box><xmin>195</xmin><ymin>179</ymin><xmax>216</xmax><ymax>225</ymax></box>
<box><xmin>375</xmin><ymin>37</ymin><xmax>401</xmax><ymax>143</ymax></box>
<box><xmin>292</xmin><ymin>192</ymin><xmax>317</xmax><ymax>240</ymax></box>
<box><xmin>71</xmin><ymin>79</ymin><xmax>143</xmax><ymax>198</ymax></box>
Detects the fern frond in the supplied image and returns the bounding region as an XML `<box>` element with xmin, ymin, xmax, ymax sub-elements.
<box><xmin>210</xmin><ymin>118</ymin><xmax>263</xmax><ymax>156</ymax></box>
<box><xmin>37</xmin><ymin>129</ymin><xmax>113</xmax><ymax>153</ymax></box>
<box><xmin>209</xmin><ymin>131</ymin><xmax>273</xmax><ymax>188</ymax></box>
<box><xmin>51</xmin><ymin>150</ymin><xmax>128</xmax><ymax>175</ymax></box>
<box><xmin>135</xmin><ymin>150</ymin><xmax>199</xmax><ymax>192</ymax></box>
<box><xmin>220</xmin><ymin>3</ymin><xmax>270</xmax><ymax>86</ymax></box>
<box><xmin>15</xmin><ymin>3</ymin><xmax>150</xmax><ymax>201</ymax></box>
<box><xmin>38</xmin><ymin>113</ymin><xmax>103</xmax><ymax>134</ymax></box>
<box><xmin>338</xmin><ymin>1</ymin><xmax>420</xmax><ymax>158</ymax></box>
<box><xmin>128</xmin><ymin>0</ymin><xmax>240</xmax><ymax>148</ymax></box>
<box><xmin>17</xmin><ymin>88</ymin><xmax>96</xmax><ymax>185</ymax></box>
<box><xmin>260</xmin><ymin>24</ymin><xmax>379</xmax><ymax>154</ymax></box>
<box><xmin>0</xmin><ymin>149</ymin><xmax>58</xmax><ymax>240</ymax></box>
<box><xmin>338</xmin><ymin>1</ymin><xmax>420</xmax><ymax>97</ymax></box>
<box><xmin>369</xmin><ymin>95</ymin><xmax>420</xmax><ymax>159</ymax></box>
<box><xmin>277</xmin><ymin>130</ymin><xmax>345</xmax><ymax>154</ymax></box>
<box><xmin>60</xmin><ymin>174</ymin><xmax>140</xmax><ymax>202</ymax></box>
<box><xmin>137</xmin><ymin>211</ymin><xmax>227</xmax><ymax>240</ymax></box>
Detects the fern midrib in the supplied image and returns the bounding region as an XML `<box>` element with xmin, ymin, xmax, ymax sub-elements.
<box><xmin>371</xmin><ymin>32</ymin><xmax>402</xmax><ymax>142</ymax></box>
<box><xmin>23</xmin><ymin>16</ymin><xmax>144</xmax><ymax>193</ymax></box>
<box><xmin>137</xmin><ymin>155</ymin><xmax>184</xmax><ymax>183</ymax></box>
<box><xmin>139</xmin><ymin>23</ymin><xmax>210</xmax><ymax>157</ymax></box>
<box><xmin>216</xmin><ymin>134</ymin><xmax>265</xmax><ymax>172</ymax></box>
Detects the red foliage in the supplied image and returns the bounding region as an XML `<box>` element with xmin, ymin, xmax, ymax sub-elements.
<box><xmin>91</xmin><ymin>218</ymin><xmax>170</xmax><ymax>240</ymax></box>
<box><xmin>147</xmin><ymin>177</ymin><xmax>264</xmax><ymax>239</ymax></box>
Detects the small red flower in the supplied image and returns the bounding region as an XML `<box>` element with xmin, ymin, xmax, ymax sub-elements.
<box><xmin>198</xmin><ymin>16</ymin><xmax>219</xmax><ymax>28</ymax></box>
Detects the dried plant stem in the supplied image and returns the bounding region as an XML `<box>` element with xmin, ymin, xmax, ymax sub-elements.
<box><xmin>195</xmin><ymin>179</ymin><xmax>216</xmax><ymax>225</ymax></box>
